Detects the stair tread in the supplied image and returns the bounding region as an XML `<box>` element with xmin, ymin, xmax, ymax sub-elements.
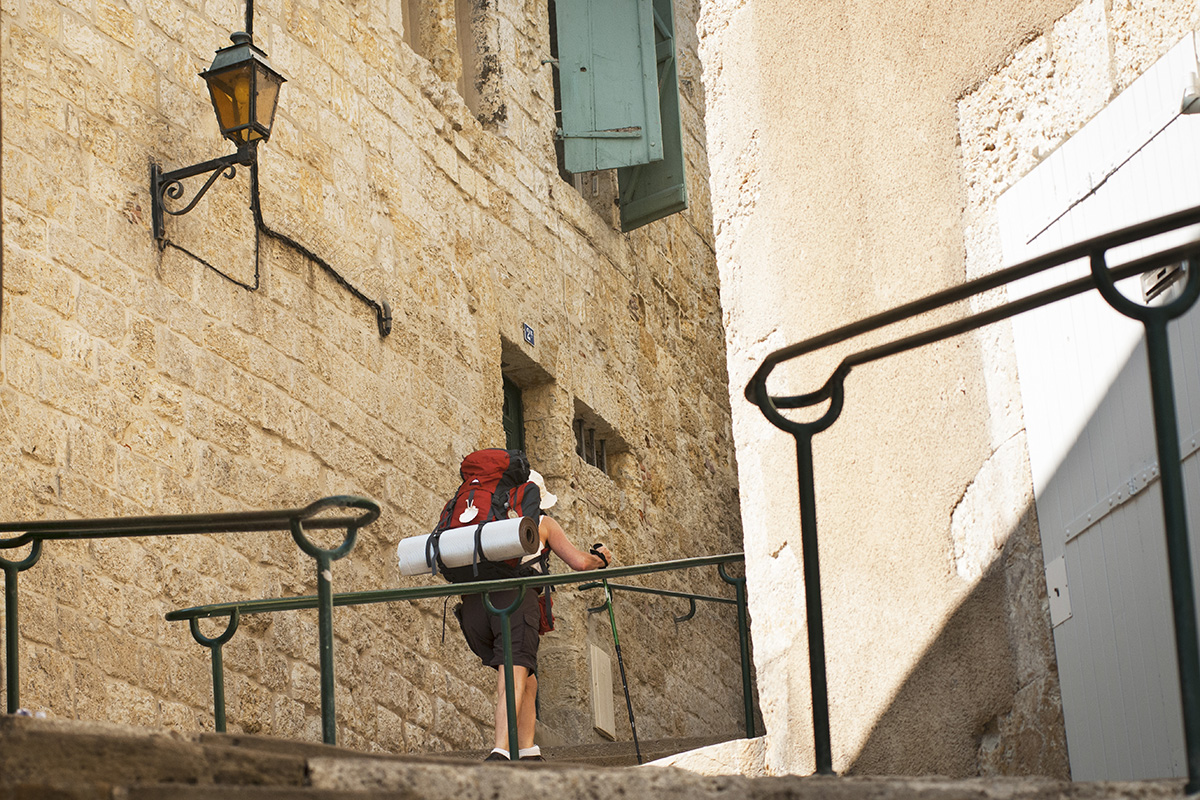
<box><xmin>432</xmin><ymin>734</ymin><xmax>734</xmax><ymax>766</ymax></box>
<box><xmin>1</xmin><ymin>717</ymin><xmax>1187</xmax><ymax>800</ymax></box>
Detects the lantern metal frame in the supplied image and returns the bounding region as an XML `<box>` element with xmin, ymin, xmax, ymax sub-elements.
<box><xmin>150</xmin><ymin>31</ymin><xmax>285</xmax><ymax>245</ymax></box>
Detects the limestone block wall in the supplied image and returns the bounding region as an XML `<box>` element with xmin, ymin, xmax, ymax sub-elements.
<box><xmin>0</xmin><ymin>0</ymin><xmax>748</xmax><ymax>753</ymax></box>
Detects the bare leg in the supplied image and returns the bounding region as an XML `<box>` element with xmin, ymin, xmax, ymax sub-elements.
<box><xmin>494</xmin><ymin>665</ymin><xmax>529</xmax><ymax>753</ymax></box>
<box><xmin>518</xmin><ymin>672</ymin><xmax>538</xmax><ymax>750</ymax></box>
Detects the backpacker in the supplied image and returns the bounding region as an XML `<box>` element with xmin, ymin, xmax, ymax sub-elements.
<box><xmin>431</xmin><ymin>449</ymin><xmax>546</xmax><ymax>583</ymax></box>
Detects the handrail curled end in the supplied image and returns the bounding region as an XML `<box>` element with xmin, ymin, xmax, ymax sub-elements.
<box><xmin>483</xmin><ymin>586</ymin><xmax>528</xmax><ymax>616</ymax></box>
<box><xmin>718</xmin><ymin>560</ymin><xmax>744</xmax><ymax>585</ymax></box>
<box><xmin>0</xmin><ymin>531</ymin><xmax>36</xmax><ymax>551</ymax></box>
<box><xmin>298</xmin><ymin>495</ymin><xmax>381</xmax><ymax>529</ymax></box>
<box><xmin>187</xmin><ymin>608</ymin><xmax>241</xmax><ymax>647</ymax></box>
<box><xmin>745</xmin><ymin>205</ymin><xmax>1200</xmax><ymax>422</ymax></box>
<box><xmin>675</xmin><ymin>598</ymin><xmax>698</xmax><ymax>623</ymax></box>
<box><xmin>1090</xmin><ymin>247</ymin><xmax>1200</xmax><ymax>324</ymax></box>
<box><xmin>290</xmin><ymin>495</ymin><xmax>377</xmax><ymax>560</ymax></box>
<box><xmin>0</xmin><ymin>539</ymin><xmax>43</xmax><ymax>571</ymax></box>
<box><xmin>749</xmin><ymin>364</ymin><xmax>846</xmax><ymax>437</ymax></box>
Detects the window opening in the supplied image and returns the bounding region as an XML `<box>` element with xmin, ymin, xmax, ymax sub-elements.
<box><xmin>551</xmin><ymin>0</ymin><xmax>688</xmax><ymax>230</ymax></box>
<box><xmin>573</xmin><ymin>418</ymin><xmax>607</xmax><ymax>472</ymax></box>
<box><xmin>402</xmin><ymin>0</ymin><xmax>424</xmax><ymax>57</ymax></box>
<box><xmin>548</xmin><ymin>0</ymin><xmax>572</xmax><ymax>185</ymax></box>
<box><xmin>572</xmin><ymin>399</ymin><xmax>627</xmax><ymax>479</ymax></box>
<box><xmin>455</xmin><ymin>0</ymin><xmax>482</xmax><ymax>115</ymax></box>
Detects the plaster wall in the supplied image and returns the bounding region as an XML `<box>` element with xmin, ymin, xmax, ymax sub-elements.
<box><xmin>0</xmin><ymin>0</ymin><xmax>749</xmax><ymax>753</ymax></box>
<box><xmin>695</xmin><ymin>0</ymin><xmax>1100</xmax><ymax>779</ymax></box>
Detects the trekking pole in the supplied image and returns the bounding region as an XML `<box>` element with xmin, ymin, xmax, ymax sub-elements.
<box><xmin>602</xmin><ymin>578</ymin><xmax>643</xmax><ymax>765</ymax></box>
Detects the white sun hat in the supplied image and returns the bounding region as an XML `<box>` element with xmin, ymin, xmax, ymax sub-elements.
<box><xmin>527</xmin><ymin>469</ymin><xmax>558</xmax><ymax>510</ymax></box>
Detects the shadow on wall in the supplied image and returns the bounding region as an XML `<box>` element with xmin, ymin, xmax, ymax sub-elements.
<box><xmin>849</xmin><ymin>316</ymin><xmax>1197</xmax><ymax>779</ymax></box>
<box><xmin>846</xmin><ymin>500</ymin><xmax>1070</xmax><ymax>777</ymax></box>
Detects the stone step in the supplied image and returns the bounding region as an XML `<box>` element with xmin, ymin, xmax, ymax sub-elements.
<box><xmin>1</xmin><ymin>716</ymin><xmax>1186</xmax><ymax>800</ymax></box>
<box><xmin>123</xmin><ymin>788</ymin><xmax>429</xmax><ymax>799</ymax></box>
<box><xmin>433</xmin><ymin>735</ymin><xmax>734</xmax><ymax>767</ymax></box>
<box><xmin>303</xmin><ymin>755</ymin><xmax>1185</xmax><ymax>800</ymax></box>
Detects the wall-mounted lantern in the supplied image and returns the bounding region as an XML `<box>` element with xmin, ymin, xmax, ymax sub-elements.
<box><xmin>151</xmin><ymin>31</ymin><xmax>286</xmax><ymax>244</ymax></box>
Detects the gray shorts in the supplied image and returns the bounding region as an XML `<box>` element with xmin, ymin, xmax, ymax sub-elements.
<box><xmin>458</xmin><ymin>589</ymin><xmax>541</xmax><ymax>675</ymax></box>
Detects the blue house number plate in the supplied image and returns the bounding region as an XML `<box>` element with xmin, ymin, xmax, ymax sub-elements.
<box><xmin>523</xmin><ymin>323</ymin><xmax>535</xmax><ymax>346</ymax></box>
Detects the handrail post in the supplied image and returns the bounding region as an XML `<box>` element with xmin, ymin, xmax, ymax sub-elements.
<box><xmin>187</xmin><ymin>611</ymin><xmax>240</xmax><ymax>733</ymax></box>
<box><xmin>316</xmin><ymin>551</ymin><xmax>336</xmax><ymax>745</ymax></box>
<box><xmin>720</xmin><ymin>562</ymin><xmax>755</xmax><ymax>738</ymax></box>
<box><xmin>796</xmin><ymin>433</ymin><xmax>833</xmax><ymax>774</ymax></box>
<box><xmin>602</xmin><ymin>581</ymin><xmax>642</xmax><ymax>764</ymax></box>
<box><xmin>288</xmin><ymin>500</ymin><xmax>364</xmax><ymax>746</ymax></box>
<box><xmin>748</xmin><ymin>369</ymin><xmax>843</xmax><ymax>774</ymax></box>
<box><xmin>484</xmin><ymin>588</ymin><xmax>527</xmax><ymax>759</ymax></box>
<box><xmin>4</xmin><ymin>563</ymin><xmax>19</xmax><ymax>714</ymax></box>
<box><xmin>212</xmin><ymin>644</ymin><xmax>227</xmax><ymax>732</ymax></box>
<box><xmin>1089</xmin><ymin>250</ymin><xmax>1200</xmax><ymax>792</ymax></box>
<box><xmin>2</xmin><ymin>541</ymin><xmax>42</xmax><ymax>714</ymax></box>
<box><xmin>1145</xmin><ymin>318</ymin><xmax>1200</xmax><ymax>792</ymax></box>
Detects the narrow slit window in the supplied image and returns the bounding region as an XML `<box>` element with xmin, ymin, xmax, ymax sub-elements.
<box><xmin>573</xmin><ymin>412</ymin><xmax>611</xmax><ymax>473</ymax></box>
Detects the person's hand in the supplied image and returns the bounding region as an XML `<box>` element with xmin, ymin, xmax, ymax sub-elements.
<box><xmin>590</xmin><ymin>543</ymin><xmax>612</xmax><ymax>568</ymax></box>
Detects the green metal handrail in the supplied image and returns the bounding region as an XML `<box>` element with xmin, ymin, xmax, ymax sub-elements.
<box><xmin>747</xmin><ymin>203</ymin><xmax>1200</xmax><ymax>784</ymax></box>
<box><xmin>166</xmin><ymin>552</ymin><xmax>749</xmax><ymax>755</ymax></box>
<box><xmin>578</xmin><ymin>581</ymin><xmax>739</xmax><ymax>617</ymax></box>
<box><xmin>580</xmin><ymin>569</ymin><xmax>756</xmax><ymax>738</ymax></box>
<box><xmin>0</xmin><ymin>495</ymin><xmax>379</xmax><ymax>722</ymax></box>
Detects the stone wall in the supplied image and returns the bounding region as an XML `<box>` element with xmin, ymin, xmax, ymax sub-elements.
<box><xmin>956</xmin><ymin>0</ymin><xmax>1200</xmax><ymax>775</ymax></box>
<box><xmin>695</xmin><ymin>0</ymin><xmax>1086</xmax><ymax>779</ymax></box>
<box><xmin>0</xmin><ymin>0</ymin><xmax>748</xmax><ymax>753</ymax></box>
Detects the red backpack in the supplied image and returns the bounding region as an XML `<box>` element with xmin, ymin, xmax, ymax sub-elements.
<box><xmin>430</xmin><ymin>449</ymin><xmax>543</xmax><ymax>583</ymax></box>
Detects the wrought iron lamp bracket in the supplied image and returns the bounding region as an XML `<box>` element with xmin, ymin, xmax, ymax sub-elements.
<box><xmin>151</xmin><ymin>144</ymin><xmax>257</xmax><ymax>246</ymax></box>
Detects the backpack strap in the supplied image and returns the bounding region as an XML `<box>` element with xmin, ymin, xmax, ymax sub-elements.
<box><xmin>436</xmin><ymin>497</ymin><xmax>455</xmax><ymax>532</ymax></box>
<box><xmin>508</xmin><ymin>482</ymin><xmax>542</xmax><ymax>519</ymax></box>
<box><xmin>509</xmin><ymin>483</ymin><xmax>526</xmax><ymax>516</ymax></box>
<box><xmin>470</xmin><ymin>494</ymin><xmax>507</xmax><ymax>576</ymax></box>
<box><xmin>471</xmin><ymin>520</ymin><xmax>488</xmax><ymax>577</ymax></box>
<box><xmin>426</xmin><ymin>528</ymin><xmax>449</xmax><ymax>577</ymax></box>
<box><xmin>436</xmin><ymin>484</ymin><xmax>467</xmax><ymax>532</ymax></box>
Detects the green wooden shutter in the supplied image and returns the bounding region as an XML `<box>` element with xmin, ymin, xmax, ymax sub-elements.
<box><xmin>502</xmin><ymin>377</ymin><xmax>525</xmax><ymax>452</ymax></box>
<box><xmin>555</xmin><ymin>0</ymin><xmax>663</xmax><ymax>173</ymax></box>
<box><xmin>617</xmin><ymin>0</ymin><xmax>688</xmax><ymax>232</ymax></box>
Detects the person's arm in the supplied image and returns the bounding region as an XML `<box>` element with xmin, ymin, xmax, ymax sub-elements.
<box><xmin>538</xmin><ymin>516</ymin><xmax>611</xmax><ymax>571</ymax></box>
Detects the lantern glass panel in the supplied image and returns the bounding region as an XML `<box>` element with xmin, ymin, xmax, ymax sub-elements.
<box><xmin>206</xmin><ymin>64</ymin><xmax>255</xmax><ymax>143</ymax></box>
<box><xmin>254</xmin><ymin>64</ymin><xmax>284</xmax><ymax>138</ymax></box>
